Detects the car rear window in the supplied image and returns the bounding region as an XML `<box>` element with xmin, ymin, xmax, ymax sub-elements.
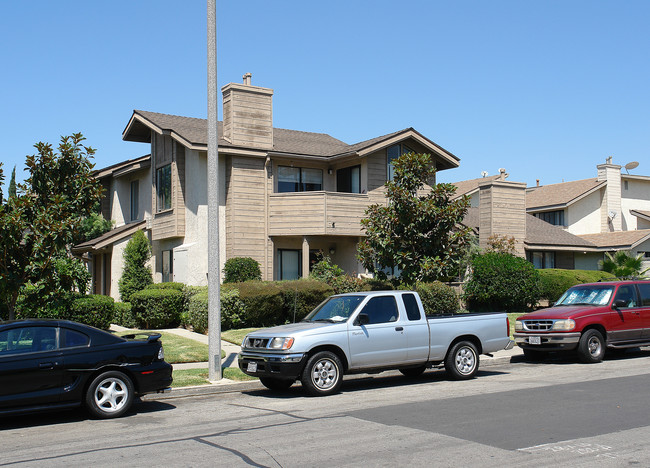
<box><xmin>637</xmin><ymin>283</ymin><xmax>650</xmax><ymax>307</ymax></box>
<box><xmin>61</xmin><ymin>328</ymin><xmax>90</xmax><ymax>348</ymax></box>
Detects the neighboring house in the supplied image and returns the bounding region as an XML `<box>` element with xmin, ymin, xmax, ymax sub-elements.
<box><xmin>76</xmin><ymin>74</ymin><xmax>460</xmax><ymax>299</ymax></box>
<box><xmin>453</xmin><ymin>158</ymin><xmax>650</xmax><ymax>271</ymax></box>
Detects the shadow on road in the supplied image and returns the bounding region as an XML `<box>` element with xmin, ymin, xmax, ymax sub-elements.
<box><xmin>242</xmin><ymin>367</ymin><xmax>509</xmax><ymax>399</ymax></box>
<box><xmin>0</xmin><ymin>399</ymin><xmax>176</xmax><ymax>430</ymax></box>
<box><xmin>511</xmin><ymin>346</ymin><xmax>650</xmax><ymax>365</ymax></box>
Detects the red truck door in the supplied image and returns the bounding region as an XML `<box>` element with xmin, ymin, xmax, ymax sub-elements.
<box><xmin>636</xmin><ymin>283</ymin><xmax>650</xmax><ymax>339</ymax></box>
<box><xmin>608</xmin><ymin>284</ymin><xmax>643</xmax><ymax>342</ymax></box>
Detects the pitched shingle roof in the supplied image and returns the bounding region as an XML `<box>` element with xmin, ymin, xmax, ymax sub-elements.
<box><xmin>526</xmin><ymin>178</ymin><xmax>605</xmax><ymax>210</ymax></box>
<box><xmin>578</xmin><ymin>230</ymin><xmax>650</xmax><ymax>249</ymax></box>
<box><xmin>451</xmin><ymin>175</ymin><xmax>501</xmax><ymax>198</ymax></box>
<box><xmin>123</xmin><ymin>110</ymin><xmax>459</xmax><ymax>164</ymax></box>
<box><xmin>462</xmin><ymin>207</ymin><xmax>596</xmax><ymax>249</ymax></box>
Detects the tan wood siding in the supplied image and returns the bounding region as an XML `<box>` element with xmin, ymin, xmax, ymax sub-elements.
<box><xmin>269</xmin><ymin>192</ymin><xmax>369</xmax><ymax>236</ymax></box>
<box><xmin>225</xmin><ymin>156</ymin><xmax>267</xmax><ymax>269</ymax></box>
<box><xmin>151</xmin><ymin>134</ymin><xmax>184</xmax><ymax>240</ymax></box>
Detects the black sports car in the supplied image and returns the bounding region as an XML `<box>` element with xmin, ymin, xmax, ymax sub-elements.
<box><xmin>0</xmin><ymin>319</ymin><xmax>173</xmax><ymax>419</ymax></box>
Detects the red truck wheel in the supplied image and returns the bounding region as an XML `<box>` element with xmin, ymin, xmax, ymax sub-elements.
<box><xmin>577</xmin><ymin>329</ymin><xmax>605</xmax><ymax>363</ymax></box>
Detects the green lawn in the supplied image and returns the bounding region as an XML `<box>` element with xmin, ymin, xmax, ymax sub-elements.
<box><xmin>118</xmin><ymin>330</ymin><xmax>209</xmax><ymax>364</ymax></box>
<box><xmin>221</xmin><ymin>328</ymin><xmax>260</xmax><ymax>345</ymax></box>
<box><xmin>508</xmin><ymin>313</ymin><xmax>526</xmax><ymax>338</ymax></box>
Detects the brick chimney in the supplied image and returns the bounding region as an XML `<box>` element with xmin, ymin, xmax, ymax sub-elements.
<box><xmin>597</xmin><ymin>156</ymin><xmax>622</xmax><ymax>232</ymax></box>
<box><xmin>221</xmin><ymin>73</ymin><xmax>274</xmax><ymax>149</ymax></box>
<box><xmin>478</xmin><ymin>177</ymin><xmax>527</xmax><ymax>257</ymax></box>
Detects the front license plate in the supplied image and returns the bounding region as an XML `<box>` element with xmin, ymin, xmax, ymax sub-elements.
<box><xmin>247</xmin><ymin>362</ymin><xmax>258</xmax><ymax>373</ymax></box>
<box><xmin>529</xmin><ymin>336</ymin><xmax>541</xmax><ymax>345</ymax></box>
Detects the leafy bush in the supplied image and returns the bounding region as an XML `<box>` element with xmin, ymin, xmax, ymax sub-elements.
<box><xmin>118</xmin><ymin>230</ymin><xmax>153</xmax><ymax>302</ymax></box>
<box><xmin>361</xmin><ymin>278</ymin><xmax>395</xmax><ymax>291</ymax></box>
<box><xmin>276</xmin><ymin>280</ymin><xmax>333</xmax><ymax>322</ymax></box>
<box><xmin>187</xmin><ymin>290</ymin><xmax>209</xmax><ymax>334</ymax></box>
<box><xmin>223</xmin><ymin>257</ymin><xmax>262</xmax><ymax>283</ymax></box>
<box><xmin>309</xmin><ymin>255</ymin><xmax>344</xmax><ymax>283</ymax></box>
<box><xmin>146</xmin><ymin>282</ymin><xmax>185</xmax><ymax>291</ymax></box>
<box><xmin>220</xmin><ymin>288</ymin><xmax>247</xmax><ymax>330</ymax></box>
<box><xmin>464</xmin><ymin>252</ymin><xmax>541</xmax><ymax>312</ymax></box>
<box><xmin>130</xmin><ymin>288</ymin><xmax>184</xmax><ymax>329</ymax></box>
<box><xmin>330</xmin><ymin>275</ymin><xmax>365</xmax><ymax>294</ymax></box>
<box><xmin>113</xmin><ymin>302</ymin><xmax>136</xmax><ymax>328</ymax></box>
<box><xmin>538</xmin><ymin>269</ymin><xmax>615</xmax><ymax>303</ymax></box>
<box><xmin>68</xmin><ymin>295</ymin><xmax>114</xmax><ymax>330</ymax></box>
<box><xmin>236</xmin><ymin>281</ymin><xmax>284</xmax><ymax>327</ymax></box>
<box><xmin>15</xmin><ymin>285</ymin><xmax>73</xmax><ymax>320</ymax></box>
<box><xmin>416</xmin><ymin>282</ymin><xmax>459</xmax><ymax>315</ymax></box>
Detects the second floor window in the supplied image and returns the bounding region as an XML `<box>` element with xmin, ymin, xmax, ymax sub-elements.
<box><xmin>534</xmin><ymin>210</ymin><xmax>565</xmax><ymax>226</ymax></box>
<box><xmin>130</xmin><ymin>180</ymin><xmax>139</xmax><ymax>221</ymax></box>
<box><xmin>337</xmin><ymin>165</ymin><xmax>361</xmax><ymax>193</ymax></box>
<box><xmin>156</xmin><ymin>164</ymin><xmax>172</xmax><ymax>211</ymax></box>
<box><xmin>278</xmin><ymin>166</ymin><xmax>322</xmax><ymax>192</ymax></box>
<box><xmin>387</xmin><ymin>143</ymin><xmax>414</xmax><ymax>181</ymax></box>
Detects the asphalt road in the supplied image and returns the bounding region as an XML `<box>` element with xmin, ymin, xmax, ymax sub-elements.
<box><xmin>3</xmin><ymin>350</ymin><xmax>650</xmax><ymax>467</ymax></box>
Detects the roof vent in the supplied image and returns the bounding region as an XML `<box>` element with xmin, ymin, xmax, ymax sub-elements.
<box><xmin>243</xmin><ymin>72</ymin><xmax>252</xmax><ymax>85</ymax></box>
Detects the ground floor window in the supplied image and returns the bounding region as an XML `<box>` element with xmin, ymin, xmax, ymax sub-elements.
<box><xmin>278</xmin><ymin>249</ymin><xmax>301</xmax><ymax>280</ymax></box>
<box><xmin>162</xmin><ymin>250</ymin><xmax>173</xmax><ymax>282</ymax></box>
<box><xmin>529</xmin><ymin>251</ymin><xmax>555</xmax><ymax>269</ymax></box>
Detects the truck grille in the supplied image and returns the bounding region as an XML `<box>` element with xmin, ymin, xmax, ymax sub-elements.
<box><xmin>521</xmin><ymin>320</ymin><xmax>554</xmax><ymax>331</ymax></box>
<box><xmin>245</xmin><ymin>338</ymin><xmax>270</xmax><ymax>349</ymax></box>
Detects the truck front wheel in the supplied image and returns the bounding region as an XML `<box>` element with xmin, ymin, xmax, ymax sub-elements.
<box><xmin>300</xmin><ymin>351</ymin><xmax>343</xmax><ymax>396</ymax></box>
<box><xmin>445</xmin><ymin>341</ymin><xmax>479</xmax><ymax>380</ymax></box>
<box><xmin>577</xmin><ymin>329</ymin><xmax>605</xmax><ymax>363</ymax></box>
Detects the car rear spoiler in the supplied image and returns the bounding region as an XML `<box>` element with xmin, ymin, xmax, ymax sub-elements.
<box><xmin>121</xmin><ymin>332</ymin><xmax>162</xmax><ymax>343</ymax></box>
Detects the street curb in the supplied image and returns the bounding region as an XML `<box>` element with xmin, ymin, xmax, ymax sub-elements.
<box><xmin>146</xmin><ymin>353</ymin><xmax>522</xmax><ymax>401</ymax></box>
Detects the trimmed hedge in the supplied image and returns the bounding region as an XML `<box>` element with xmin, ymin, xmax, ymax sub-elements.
<box><xmin>236</xmin><ymin>281</ymin><xmax>284</xmax><ymax>327</ymax></box>
<box><xmin>276</xmin><ymin>280</ymin><xmax>334</xmax><ymax>322</ymax></box>
<box><xmin>68</xmin><ymin>295</ymin><xmax>114</xmax><ymax>330</ymax></box>
<box><xmin>146</xmin><ymin>282</ymin><xmax>186</xmax><ymax>291</ymax></box>
<box><xmin>113</xmin><ymin>302</ymin><xmax>136</xmax><ymax>328</ymax></box>
<box><xmin>223</xmin><ymin>257</ymin><xmax>262</xmax><ymax>283</ymax></box>
<box><xmin>464</xmin><ymin>252</ymin><xmax>541</xmax><ymax>312</ymax></box>
<box><xmin>416</xmin><ymin>282</ymin><xmax>459</xmax><ymax>315</ymax></box>
<box><xmin>539</xmin><ymin>269</ymin><xmax>615</xmax><ymax>303</ymax></box>
<box><xmin>130</xmin><ymin>288</ymin><xmax>184</xmax><ymax>329</ymax></box>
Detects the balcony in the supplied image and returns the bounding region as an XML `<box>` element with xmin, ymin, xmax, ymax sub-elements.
<box><xmin>269</xmin><ymin>191</ymin><xmax>370</xmax><ymax>236</ymax></box>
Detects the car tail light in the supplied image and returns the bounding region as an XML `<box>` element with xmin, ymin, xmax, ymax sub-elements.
<box><xmin>157</xmin><ymin>345</ymin><xmax>165</xmax><ymax>361</ymax></box>
<box><xmin>506</xmin><ymin>317</ymin><xmax>510</xmax><ymax>337</ymax></box>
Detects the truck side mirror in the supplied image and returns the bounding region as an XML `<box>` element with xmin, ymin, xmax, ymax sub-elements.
<box><xmin>613</xmin><ymin>299</ymin><xmax>628</xmax><ymax>309</ymax></box>
<box><xmin>355</xmin><ymin>313</ymin><xmax>370</xmax><ymax>326</ymax></box>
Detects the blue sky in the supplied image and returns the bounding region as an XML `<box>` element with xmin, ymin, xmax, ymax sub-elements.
<box><xmin>1</xmin><ymin>1</ymin><xmax>648</xmax><ymax>188</ymax></box>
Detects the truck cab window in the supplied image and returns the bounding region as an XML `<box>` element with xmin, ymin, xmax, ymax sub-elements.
<box><xmin>360</xmin><ymin>296</ymin><xmax>398</xmax><ymax>324</ymax></box>
<box><xmin>402</xmin><ymin>293</ymin><xmax>421</xmax><ymax>321</ymax></box>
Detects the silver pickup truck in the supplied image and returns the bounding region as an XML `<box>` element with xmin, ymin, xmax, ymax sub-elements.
<box><xmin>239</xmin><ymin>291</ymin><xmax>513</xmax><ymax>395</ymax></box>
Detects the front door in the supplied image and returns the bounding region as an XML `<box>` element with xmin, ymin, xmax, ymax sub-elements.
<box><xmin>608</xmin><ymin>284</ymin><xmax>643</xmax><ymax>342</ymax></box>
<box><xmin>348</xmin><ymin>295</ymin><xmax>408</xmax><ymax>368</ymax></box>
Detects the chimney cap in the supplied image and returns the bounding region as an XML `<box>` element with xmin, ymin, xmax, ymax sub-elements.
<box><xmin>243</xmin><ymin>72</ymin><xmax>252</xmax><ymax>85</ymax></box>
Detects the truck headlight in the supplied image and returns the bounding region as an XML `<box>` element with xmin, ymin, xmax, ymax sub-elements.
<box><xmin>515</xmin><ymin>321</ymin><xmax>523</xmax><ymax>331</ymax></box>
<box><xmin>552</xmin><ymin>319</ymin><xmax>576</xmax><ymax>331</ymax></box>
<box><xmin>269</xmin><ymin>337</ymin><xmax>295</xmax><ymax>350</ymax></box>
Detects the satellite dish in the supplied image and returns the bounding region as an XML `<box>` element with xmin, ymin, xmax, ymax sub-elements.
<box><xmin>608</xmin><ymin>210</ymin><xmax>617</xmax><ymax>219</ymax></box>
<box><xmin>481</xmin><ymin>171</ymin><xmax>488</xmax><ymax>178</ymax></box>
<box><xmin>625</xmin><ymin>161</ymin><xmax>639</xmax><ymax>174</ymax></box>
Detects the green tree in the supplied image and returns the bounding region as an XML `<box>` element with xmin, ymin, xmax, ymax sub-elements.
<box><xmin>118</xmin><ymin>230</ymin><xmax>153</xmax><ymax>302</ymax></box>
<box><xmin>357</xmin><ymin>152</ymin><xmax>471</xmax><ymax>284</ymax></box>
<box><xmin>8</xmin><ymin>166</ymin><xmax>16</xmax><ymax>199</ymax></box>
<box><xmin>78</xmin><ymin>211</ymin><xmax>113</xmax><ymax>243</ymax></box>
<box><xmin>599</xmin><ymin>250</ymin><xmax>649</xmax><ymax>279</ymax></box>
<box><xmin>0</xmin><ymin>134</ymin><xmax>103</xmax><ymax>319</ymax></box>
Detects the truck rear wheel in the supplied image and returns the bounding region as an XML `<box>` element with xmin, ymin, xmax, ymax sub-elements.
<box><xmin>300</xmin><ymin>351</ymin><xmax>343</xmax><ymax>396</ymax></box>
<box><xmin>577</xmin><ymin>329</ymin><xmax>605</xmax><ymax>363</ymax></box>
<box><xmin>445</xmin><ymin>341</ymin><xmax>479</xmax><ymax>380</ymax></box>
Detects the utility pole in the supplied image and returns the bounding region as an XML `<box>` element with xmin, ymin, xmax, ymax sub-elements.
<box><xmin>207</xmin><ymin>0</ymin><xmax>221</xmax><ymax>381</ymax></box>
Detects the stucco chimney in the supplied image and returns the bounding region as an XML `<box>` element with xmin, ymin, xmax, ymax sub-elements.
<box><xmin>221</xmin><ymin>73</ymin><xmax>274</xmax><ymax>149</ymax></box>
<box><xmin>478</xmin><ymin>178</ymin><xmax>527</xmax><ymax>257</ymax></box>
<box><xmin>597</xmin><ymin>156</ymin><xmax>622</xmax><ymax>232</ymax></box>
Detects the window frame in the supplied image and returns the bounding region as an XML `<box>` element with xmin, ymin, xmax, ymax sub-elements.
<box><xmin>130</xmin><ymin>179</ymin><xmax>139</xmax><ymax>221</ymax></box>
<box><xmin>156</xmin><ymin>164</ymin><xmax>172</xmax><ymax>212</ymax></box>
<box><xmin>387</xmin><ymin>143</ymin><xmax>414</xmax><ymax>181</ymax></box>
<box><xmin>162</xmin><ymin>249</ymin><xmax>173</xmax><ymax>283</ymax></box>
<box><xmin>277</xmin><ymin>166</ymin><xmax>323</xmax><ymax>193</ymax></box>
<box><xmin>336</xmin><ymin>165</ymin><xmax>361</xmax><ymax>194</ymax></box>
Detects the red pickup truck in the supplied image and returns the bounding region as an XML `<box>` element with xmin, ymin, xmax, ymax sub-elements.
<box><xmin>514</xmin><ymin>280</ymin><xmax>650</xmax><ymax>363</ymax></box>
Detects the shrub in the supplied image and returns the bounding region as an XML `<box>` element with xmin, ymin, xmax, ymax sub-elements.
<box><xmin>146</xmin><ymin>282</ymin><xmax>185</xmax><ymax>291</ymax></box>
<box><xmin>276</xmin><ymin>280</ymin><xmax>334</xmax><ymax>322</ymax></box>
<box><xmin>68</xmin><ymin>295</ymin><xmax>114</xmax><ymax>330</ymax></box>
<box><xmin>362</xmin><ymin>278</ymin><xmax>395</xmax><ymax>291</ymax></box>
<box><xmin>15</xmin><ymin>286</ymin><xmax>73</xmax><ymax>320</ymax></box>
<box><xmin>464</xmin><ymin>252</ymin><xmax>541</xmax><ymax>312</ymax></box>
<box><xmin>130</xmin><ymin>288</ymin><xmax>184</xmax><ymax>329</ymax></box>
<box><xmin>416</xmin><ymin>282</ymin><xmax>459</xmax><ymax>315</ymax></box>
<box><xmin>118</xmin><ymin>230</ymin><xmax>153</xmax><ymax>302</ymax></box>
<box><xmin>236</xmin><ymin>281</ymin><xmax>284</xmax><ymax>327</ymax></box>
<box><xmin>330</xmin><ymin>275</ymin><xmax>365</xmax><ymax>294</ymax></box>
<box><xmin>113</xmin><ymin>302</ymin><xmax>136</xmax><ymax>328</ymax></box>
<box><xmin>538</xmin><ymin>269</ymin><xmax>615</xmax><ymax>303</ymax></box>
<box><xmin>309</xmin><ymin>255</ymin><xmax>344</xmax><ymax>283</ymax></box>
<box><xmin>220</xmin><ymin>288</ymin><xmax>247</xmax><ymax>330</ymax></box>
<box><xmin>187</xmin><ymin>290</ymin><xmax>209</xmax><ymax>334</ymax></box>
<box><xmin>223</xmin><ymin>257</ymin><xmax>262</xmax><ymax>283</ymax></box>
